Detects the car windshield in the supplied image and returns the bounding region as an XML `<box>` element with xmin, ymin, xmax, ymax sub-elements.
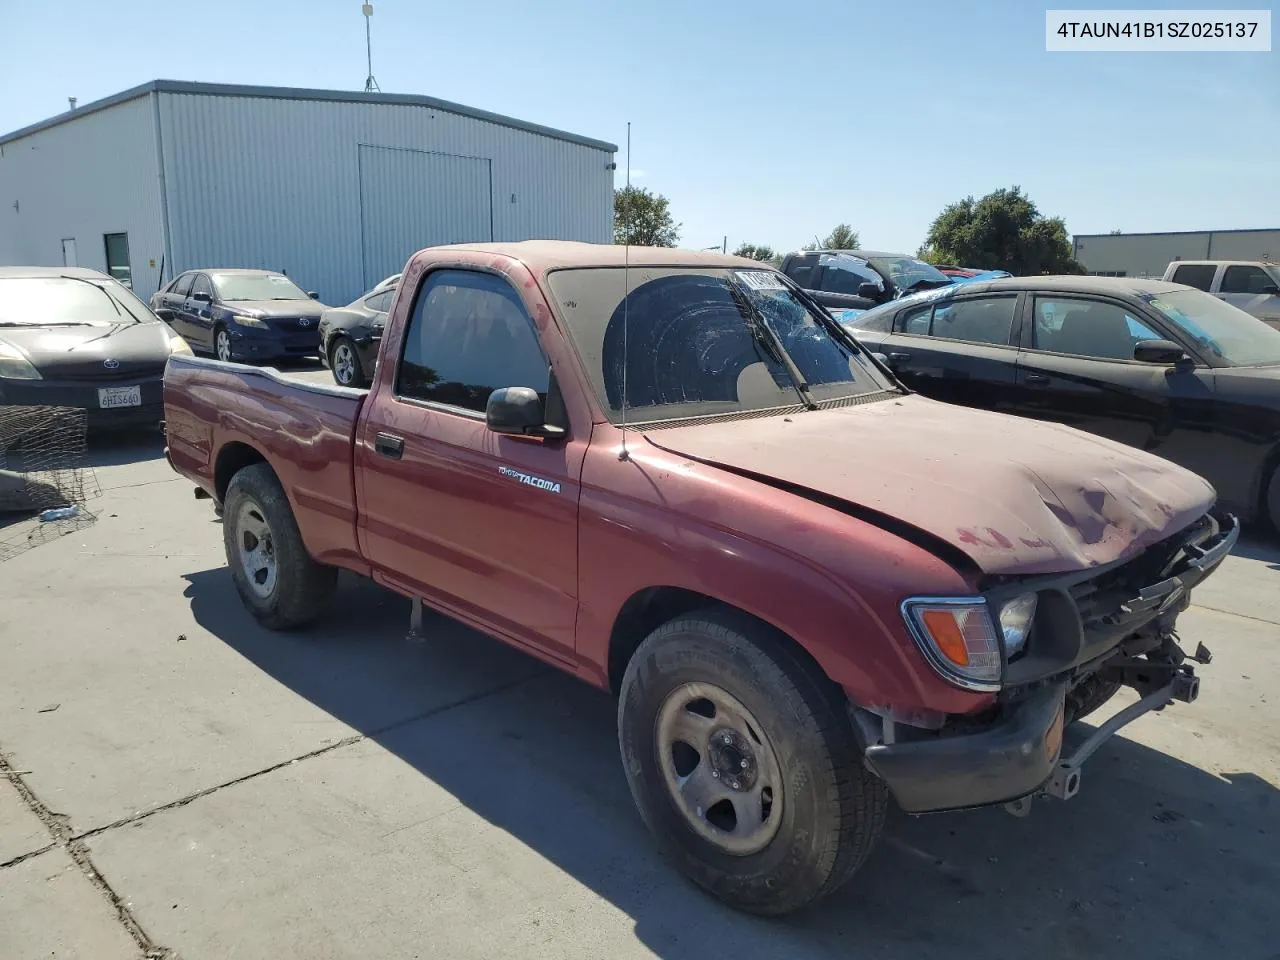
<box><xmin>0</xmin><ymin>276</ymin><xmax>153</xmax><ymax>326</ymax></box>
<box><xmin>546</xmin><ymin>266</ymin><xmax>896</xmax><ymax>423</ymax></box>
<box><xmin>1143</xmin><ymin>288</ymin><xmax>1280</xmax><ymax>366</ymax></box>
<box><xmin>212</xmin><ymin>273</ymin><xmax>311</xmax><ymax>301</ymax></box>
<box><xmin>866</xmin><ymin>256</ymin><xmax>952</xmax><ymax>293</ymax></box>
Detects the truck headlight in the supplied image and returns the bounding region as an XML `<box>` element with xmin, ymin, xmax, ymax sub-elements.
<box><xmin>232</xmin><ymin>314</ymin><xmax>267</xmax><ymax>328</ymax></box>
<box><xmin>998</xmin><ymin>593</ymin><xmax>1038</xmax><ymax>660</ymax></box>
<box><xmin>901</xmin><ymin>598</ymin><xmax>1001</xmax><ymax>691</ymax></box>
<box><xmin>0</xmin><ymin>342</ymin><xmax>41</xmax><ymax>380</ymax></box>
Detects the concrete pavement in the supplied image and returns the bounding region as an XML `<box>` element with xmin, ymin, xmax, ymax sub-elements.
<box><xmin>1</xmin><ymin>426</ymin><xmax>1277</xmax><ymax>960</ymax></box>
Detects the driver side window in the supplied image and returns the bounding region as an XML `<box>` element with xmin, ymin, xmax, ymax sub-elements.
<box><xmin>396</xmin><ymin>270</ymin><xmax>549</xmax><ymax>414</ymax></box>
<box><xmin>818</xmin><ymin>255</ymin><xmax>882</xmax><ymax>297</ymax></box>
<box><xmin>190</xmin><ymin>274</ymin><xmax>213</xmax><ymax>301</ymax></box>
<box><xmin>1032</xmin><ymin>298</ymin><xmax>1161</xmax><ymax>360</ymax></box>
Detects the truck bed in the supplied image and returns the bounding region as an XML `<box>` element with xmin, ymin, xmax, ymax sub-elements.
<box><xmin>163</xmin><ymin>355</ymin><xmax>369</xmax><ymax>572</ymax></box>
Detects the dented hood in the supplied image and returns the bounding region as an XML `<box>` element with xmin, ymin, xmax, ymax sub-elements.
<box><xmin>643</xmin><ymin>394</ymin><xmax>1216</xmax><ymax>575</ymax></box>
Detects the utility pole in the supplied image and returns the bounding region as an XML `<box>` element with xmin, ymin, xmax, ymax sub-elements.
<box><xmin>362</xmin><ymin>3</ymin><xmax>380</xmax><ymax>92</ymax></box>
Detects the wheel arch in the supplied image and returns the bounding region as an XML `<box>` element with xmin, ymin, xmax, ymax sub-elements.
<box><xmin>214</xmin><ymin>440</ymin><xmax>270</xmax><ymax>503</ymax></box>
<box><xmin>605</xmin><ymin>585</ymin><xmax>837</xmax><ymax>703</ymax></box>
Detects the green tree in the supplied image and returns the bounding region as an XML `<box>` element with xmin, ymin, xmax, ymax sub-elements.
<box><xmin>922</xmin><ymin>186</ymin><xmax>1084</xmax><ymax>275</ymax></box>
<box><xmin>613</xmin><ymin>186</ymin><xmax>680</xmax><ymax>247</ymax></box>
<box><xmin>733</xmin><ymin>243</ymin><xmax>777</xmax><ymax>262</ymax></box>
<box><xmin>803</xmin><ymin>223</ymin><xmax>861</xmax><ymax>251</ymax></box>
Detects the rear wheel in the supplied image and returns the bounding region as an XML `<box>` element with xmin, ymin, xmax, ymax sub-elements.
<box><xmin>214</xmin><ymin>325</ymin><xmax>232</xmax><ymax>363</ymax></box>
<box><xmin>617</xmin><ymin>608</ymin><xmax>887</xmax><ymax>916</ymax></box>
<box><xmin>329</xmin><ymin>336</ymin><xmax>368</xmax><ymax>388</ymax></box>
<box><xmin>1266</xmin><ymin>463</ymin><xmax>1280</xmax><ymax>537</ymax></box>
<box><xmin>223</xmin><ymin>463</ymin><xmax>336</xmax><ymax>629</ymax></box>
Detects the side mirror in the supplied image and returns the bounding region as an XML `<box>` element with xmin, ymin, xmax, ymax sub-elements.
<box><xmin>857</xmin><ymin>282</ymin><xmax>881</xmax><ymax>299</ymax></box>
<box><xmin>1133</xmin><ymin>339</ymin><xmax>1188</xmax><ymax>365</ymax></box>
<box><xmin>485</xmin><ymin>387</ymin><xmax>565</xmax><ymax>439</ymax></box>
<box><xmin>308</xmin><ymin>291</ymin><xmax>320</xmax><ymax>299</ymax></box>
<box><xmin>191</xmin><ymin>291</ymin><xmax>212</xmax><ymax>304</ymax></box>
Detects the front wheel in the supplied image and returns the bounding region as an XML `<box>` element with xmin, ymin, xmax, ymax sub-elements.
<box><xmin>329</xmin><ymin>336</ymin><xmax>368</xmax><ymax>388</ymax></box>
<box><xmin>214</xmin><ymin>325</ymin><xmax>232</xmax><ymax>363</ymax></box>
<box><xmin>222</xmin><ymin>463</ymin><xmax>337</xmax><ymax>629</ymax></box>
<box><xmin>617</xmin><ymin>609</ymin><xmax>887</xmax><ymax>916</ymax></box>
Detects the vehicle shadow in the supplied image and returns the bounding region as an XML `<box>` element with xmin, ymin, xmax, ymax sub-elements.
<box><xmin>1231</xmin><ymin>532</ymin><xmax>1280</xmax><ymax>569</ymax></box>
<box><xmin>86</xmin><ymin>428</ymin><xmax>166</xmax><ymax>468</ymax></box>
<box><xmin>182</xmin><ymin>569</ymin><xmax>1278</xmax><ymax>960</ymax></box>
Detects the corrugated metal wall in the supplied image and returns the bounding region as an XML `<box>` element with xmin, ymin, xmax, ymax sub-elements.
<box><xmin>159</xmin><ymin>92</ymin><xmax>614</xmax><ymax>305</ymax></box>
<box><xmin>1075</xmin><ymin>230</ymin><xmax>1280</xmax><ymax>278</ymax></box>
<box><xmin>357</xmin><ymin>144</ymin><xmax>492</xmax><ymax>287</ymax></box>
<box><xmin>0</xmin><ymin>95</ymin><xmax>168</xmax><ymax>298</ymax></box>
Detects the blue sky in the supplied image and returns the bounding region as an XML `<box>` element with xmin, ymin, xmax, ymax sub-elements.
<box><xmin>2</xmin><ymin>0</ymin><xmax>1277</xmax><ymax>253</ymax></box>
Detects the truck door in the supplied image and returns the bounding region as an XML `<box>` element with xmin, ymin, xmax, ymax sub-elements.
<box><xmin>355</xmin><ymin>268</ymin><xmax>584</xmax><ymax>665</ymax></box>
<box><xmin>1217</xmin><ymin>264</ymin><xmax>1280</xmax><ymax>331</ymax></box>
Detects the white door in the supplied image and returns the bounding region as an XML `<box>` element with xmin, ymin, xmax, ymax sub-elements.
<box><xmin>61</xmin><ymin>238</ymin><xmax>77</xmax><ymax>266</ymax></box>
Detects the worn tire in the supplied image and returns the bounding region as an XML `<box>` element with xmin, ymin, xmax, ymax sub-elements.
<box><xmin>222</xmin><ymin>463</ymin><xmax>336</xmax><ymax>630</ymax></box>
<box><xmin>617</xmin><ymin>608</ymin><xmax>887</xmax><ymax>916</ymax></box>
<box><xmin>1066</xmin><ymin>674</ymin><xmax>1122</xmax><ymax>723</ymax></box>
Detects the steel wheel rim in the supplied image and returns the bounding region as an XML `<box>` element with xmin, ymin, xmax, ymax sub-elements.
<box><xmin>216</xmin><ymin>331</ymin><xmax>231</xmax><ymax>362</ymax></box>
<box><xmin>333</xmin><ymin>342</ymin><xmax>356</xmax><ymax>384</ymax></box>
<box><xmin>234</xmin><ymin>498</ymin><xmax>277</xmax><ymax>599</ymax></box>
<box><xmin>655</xmin><ymin>681</ymin><xmax>783</xmax><ymax>855</ymax></box>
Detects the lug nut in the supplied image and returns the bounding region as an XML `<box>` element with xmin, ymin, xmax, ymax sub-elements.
<box><xmin>711</xmin><ymin>771</ymin><xmax>719</xmax><ymax>779</ymax></box>
<box><xmin>739</xmin><ymin>759</ymin><xmax>748</xmax><ymax>768</ymax></box>
<box><xmin>723</xmin><ymin>734</ymin><xmax>733</xmax><ymax>744</ymax></box>
<box><xmin>731</xmin><ymin>780</ymin><xmax>740</xmax><ymax>790</ymax></box>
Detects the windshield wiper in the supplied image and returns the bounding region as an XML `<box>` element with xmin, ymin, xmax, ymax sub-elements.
<box><xmin>727</xmin><ymin>281</ymin><xmax>818</xmax><ymax>410</ymax></box>
<box><xmin>0</xmin><ymin>321</ymin><xmax>91</xmax><ymax>327</ymax></box>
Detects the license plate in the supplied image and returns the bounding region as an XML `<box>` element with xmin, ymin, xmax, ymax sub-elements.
<box><xmin>98</xmin><ymin>385</ymin><xmax>141</xmax><ymax>409</ymax></box>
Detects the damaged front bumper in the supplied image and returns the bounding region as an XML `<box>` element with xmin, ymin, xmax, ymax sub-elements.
<box><xmin>861</xmin><ymin>511</ymin><xmax>1238</xmax><ymax>815</ymax></box>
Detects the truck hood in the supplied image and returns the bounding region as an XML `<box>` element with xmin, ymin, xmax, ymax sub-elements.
<box><xmin>643</xmin><ymin>394</ymin><xmax>1216</xmax><ymax>575</ymax></box>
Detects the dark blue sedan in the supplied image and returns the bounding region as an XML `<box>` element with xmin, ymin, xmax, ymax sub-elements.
<box><xmin>150</xmin><ymin>269</ymin><xmax>328</xmax><ymax>362</ymax></box>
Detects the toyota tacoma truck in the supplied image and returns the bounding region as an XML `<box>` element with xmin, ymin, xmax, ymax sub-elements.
<box><xmin>163</xmin><ymin>241</ymin><xmax>1238</xmax><ymax>917</ymax></box>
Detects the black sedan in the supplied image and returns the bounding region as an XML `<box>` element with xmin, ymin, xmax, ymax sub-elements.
<box><xmin>318</xmin><ymin>281</ymin><xmax>397</xmax><ymax>387</ymax></box>
<box><xmin>150</xmin><ymin>269</ymin><xmax>327</xmax><ymax>363</ymax></box>
<box><xmin>0</xmin><ymin>267</ymin><xmax>191</xmax><ymax>430</ymax></box>
<box><xmin>844</xmin><ymin>275</ymin><xmax>1280</xmax><ymax>531</ymax></box>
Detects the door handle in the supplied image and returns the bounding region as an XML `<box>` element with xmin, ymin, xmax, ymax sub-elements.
<box><xmin>374</xmin><ymin>432</ymin><xmax>404</xmax><ymax>459</ymax></box>
<box><xmin>1025</xmin><ymin>373</ymin><xmax>1050</xmax><ymax>385</ymax></box>
<box><xmin>887</xmin><ymin>352</ymin><xmax>911</xmax><ymax>363</ymax></box>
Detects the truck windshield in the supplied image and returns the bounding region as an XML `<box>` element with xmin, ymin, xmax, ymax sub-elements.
<box><xmin>1144</xmin><ymin>288</ymin><xmax>1280</xmax><ymax>366</ymax></box>
<box><xmin>546</xmin><ymin>266</ymin><xmax>896</xmax><ymax>424</ymax></box>
<box><xmin>865</xmin><ymin>256</ymin><xmax>952</xmax><ymax>294</ymax></box>
<box><xmin>213</xmin><ymin>274</ymin><xmax>311</xmax><ymax>301</ymax></box>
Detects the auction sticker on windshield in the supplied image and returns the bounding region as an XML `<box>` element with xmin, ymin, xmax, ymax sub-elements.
<box><xmin>734</xmin><ymin>270</ymin><xmax>787</xmax><ymax>291</ymax></box>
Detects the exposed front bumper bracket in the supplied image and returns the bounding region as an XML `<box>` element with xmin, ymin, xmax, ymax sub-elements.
<box><xmin>1041</xmin><ymin>671</ymin><xmax>1193</xmax><ymax>800</ymax></box>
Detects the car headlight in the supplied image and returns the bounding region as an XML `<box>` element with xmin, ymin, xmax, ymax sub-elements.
<box><xmin>0</xmin><ymin>342</ymin><xmax>41</xmax><ymax>380</ymax></box>
<box><xmin>998</xmin><ymin>593</ymin><xmax>1038</xmax><ymax>660</ymax></box>
<box><xmin>232</xmin><ymin>314</ymin><xmax>267</xmax><ymax>328</ymax></box>
<box><xmin>164</xmin><ymin>328</ymin><xmax>193</xmax><ymax>355</ymax></box>
<box><xmin>902</xmin><ymin>597</ymin><xmax>1002</xmax><ymax>691</ymax></box>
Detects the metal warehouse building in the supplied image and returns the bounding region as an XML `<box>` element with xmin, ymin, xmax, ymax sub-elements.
<box><xmin>0</xmin><ymin>80</ymin><xmax>617</xmax><ymax>304</ymax></box>
<box><xmin>1074</xmin><ymin>228</ymin><xmax>1280</xmax><ymax>279</ymax></box>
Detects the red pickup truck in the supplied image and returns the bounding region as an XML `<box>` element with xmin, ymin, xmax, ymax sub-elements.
<box><xmin>164</xmin><ymin>241</ymin><xmax>1237</xmax><ymax>916</ymax></box>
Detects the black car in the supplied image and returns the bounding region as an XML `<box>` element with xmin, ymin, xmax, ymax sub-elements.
<box><xmin>0</xmin><ymin>266</ymin><xmax>191</xmax><ymax>429</ymax></box>
<box><xmin>845</xmin><ymin>275</ymin><xmax>1280</xmax><ymax>530</ymax></box>
<box><xmin>149</xmin><ymin>269</ymin><xmax>327</xmax><ymax>363</ymax></box>
<box><xmin>318</xmin><ymin>280</ymin><xmax>398</xmax><ymax>387</ymax></box>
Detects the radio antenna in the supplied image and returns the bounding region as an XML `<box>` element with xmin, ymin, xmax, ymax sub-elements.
<box><xmin>618</xmin><ymin>121</ymin><xmax>632</xmax><ymax>462</ymax></box>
